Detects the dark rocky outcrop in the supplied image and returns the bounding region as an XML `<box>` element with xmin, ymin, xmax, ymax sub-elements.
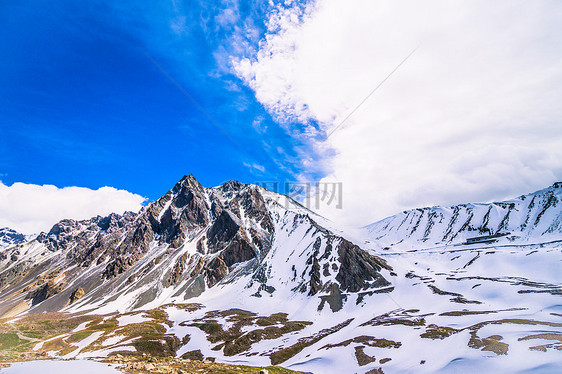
<box><xmin>27</xmin><ymin>281</ymin><xmax>66</xmax><ymax>306</ymax></box>
<box><xmin>189</xmin><ymin>256</ymin><xmax>206</xmax><ymax>278</ymax></box>
<box><xmin>220</xmin><ymin>237</ymin><xmax>256</xmax><ymax>267</ymax></box>
<box><xmin>148</xmin><ymin>175</ymin><xmax>210</xmax><ymax>248</ymax></box>
<box><xmin>308</xmin><ymin>257</ymin><xmax>322</xmax><ymax>296</ymax></box>
<box><xmin>181</xmin><ymin>349</ymin><xmax>204</xmax><ymax>361</ymax></box>
<box><xmin>206</xmin><ymin>257</ymin><xmax>228</xmax><ymax>287</ymax></box>
<box><xmin>0</xmin><ymin>263</ymin><xmax>31</xmax><ymax>290</ymax></box>
<box><xmin>336</xmin><ymin>239</ymin><xmax>392</xmax><ymax>293</ymax></box>
<box><xmin>164</xmin><ymin>254</ymin><xmax>187</xmax><ymax>287</ymax></box>
<box><xmin>237</xmin><ymin>187</ymin><xmax>274</xmax><ymax>233</ymax></box>
<box><xmin>207</xmin><ymin>210</ymin><xmax>257</xmax><ymax>267</ymax></box>
<box><xmin>295</xmin><ymin>229</ymin><xmax>391</xmax><ymax>303</ymax></box>
<box><xmin>207</xmin><ymin>211</ymin><xmax>240</xmax><ymax>252</ymax></box>
<box><xmin>318</xmin><ymin>283</ymin><xmax>346</xmax><ymax>312</ymax></box>
<box><xmin>68</xmin><ymin>287</ymin><xmax>85</xmax><ymax>305</ymax></box>
<box><xmin>102</xmin><ymin>218</ymin><xmax>154</xmax><ymax>279</ymax></box>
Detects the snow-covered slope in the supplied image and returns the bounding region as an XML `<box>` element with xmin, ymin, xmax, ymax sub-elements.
<box><xmin>0</xmin><ymin>175</ymin><xmax>391</xmax><ymax>317</ymax></box>
<box><xmin>364</xmin><ymin>182</ymin><xmax>562</xmax><ymax>251</ymax></box>
<box><xmin>1</xmin><ymin>178</ymin><xmax>561</xmax><ymax>374</ymax></box>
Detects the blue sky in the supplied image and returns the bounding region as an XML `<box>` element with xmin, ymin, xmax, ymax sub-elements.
<box><xmin>2</xmin><ymin>0</ymin><xmax>561</xmax><ymax>234</ymax></box>
<box><xmin>0</xmin><ymin>0</ymin><xmax>317</xmax><ymax>201</ymax></box>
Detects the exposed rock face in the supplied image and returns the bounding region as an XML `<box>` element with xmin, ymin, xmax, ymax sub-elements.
<box><xmin>102</xmin><ymin>217</ymin><xmax>155</xmax><ymax>279</ymax></box>
<box><xmin>319</xmin><ymin>283</ymin><xmax>345</xmax><ymax>312</ymax></box>
<box><xmin>336</xmin><ymin>239</ymin><xmax>391</xmax><ymax>293</ymax></box>
<box><xmin>164</xmin><ymin>254</ymin><xmax>187</xmax><ymax>287</ymax></box>
<box><xmin>206</xmin><ymin>257</ymin><xmax>228</xmax><ymax>287</ymax></box>
<box><xmin>27</xmin><ymin>281</ymin><xmax>65</xmax><ymax>306</ymax></box>
<box><xmin>308</xmin><ymin>257</ymin><xmax>322</xmax><ymax>296</ymax></box>
<box><xmin>207</xmin><ymin>211</ymin><xmax>241</xmax><ymax>252</ymax></box>
<box><xmin>68</xmin><ymin>287</ymin><xmax>85</xmax><ymax>305</ymax></box>
<box><xmin>0</xmin><ymin>228</ymin><xmax>29</xmax><ymax>250</ymax></box>
<box><xmin>0</xmin><ymin>262</ymin><xmax>29</xmax><ymax>289</ymax></box>
<box><xmin>147</xmin><ymin>175</ymin><xmax>211</xmax><ymax>249</ymax></box>
<box><xmin>0</xmin><ymin>174</ymin><xmax>392</xmax><ymax>314</ymax></box>
<box><xmin>206</xmin><ymin>211</ymin><xmax>257</xmax><ymax>267</ymax></box>
<box><xmin>39</xmin><ymin>212</ymin><xmax>138</xmax><ymax>267</ymax></box>
<box><xmin>267</xmin><ymin>213</ymin><xmax>394</xmax><ymax>312</ymax></box>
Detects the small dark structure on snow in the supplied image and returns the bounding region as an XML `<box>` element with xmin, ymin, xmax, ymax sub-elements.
<box><xmin>465</xmin><ymin>232</ymin><xmax>510</xmax><ymax>245</ymax></box>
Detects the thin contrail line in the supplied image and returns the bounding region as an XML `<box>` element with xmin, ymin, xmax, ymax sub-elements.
<box><xmin>326</xmin><ymin>45</ymin><xmax>419</xmax><ymax>139</ymax></box>
<box><xmin>142</xmin><ymin>50</ymin><xmax>241</xmax><ymax>147</ymax></box>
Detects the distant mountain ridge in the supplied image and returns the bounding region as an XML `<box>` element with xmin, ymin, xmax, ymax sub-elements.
<box><xmin>364</xmin><ymin>182</ymin><xmax>562</xmax><ymax>250</ymax></box>
<box><xmin>0</xmin><ymin>227</ymin><xmax>32</xmax><ymax>251</ymax></box>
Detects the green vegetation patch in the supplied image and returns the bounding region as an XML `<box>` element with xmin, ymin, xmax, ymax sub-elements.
<box><xmin>142</xmin><ymin>308</ymin><xmax>173</xmax><ymax>327</ymax></box>
<box><xmin>439</xmin><ymin>307</ymin><xmax>525</xmax><ymax>317</ymax></box>
<box><xmin>255</xmin><ymin>313</ymin><xmax>288</xmax><ymax>327</ymax></box>
<box><xmin>0</xmin><ymin>312</ymin><xmax>100</xmax><ymax>360</ymax></box>
<box><xmin>132</xmin><ymin>335</ymin><xmax>181</xmax><ymax>357</ymax></box>
<box><xmin>0</xmin><ymin>333</ymin><xmax>28</xmax><ymax>350</ymax></box>
<box><xmin>66</xmin><ymin>330</ymin><xmax>95</xmax><ymax>343</ymax></box>
<box><xmin>420</xmin><ymin>325</ymin><xmax>460</xmax><ymax>340</ymax></box>
<box><xmin>222</xmin><ymin>321</ymin><xmax>311</xmax><ymax>356</ymax></box>
<box><xmin>518</xmin><ymin>333</ymin><xmax>562</xmax><ymax>352</ymax></box>
<box><xmin>0</xmin><ymin>306</ymin><xmax>183</xmax><ymax>359</ymax></box>
<box><xmin>321</xmin><ymin>335</ymin><xmax>401</xmax><ymax>350</ymax></box>
<box><xmin>270</xmin><ymin>319</ymin><xmax>354</xmax><ymax>365</ymax></box>
<box><xmin>187</xmin><ymin>310</ymin><xmax>312</xmax><ymax>358</ymax></box>
<box><xmin>519</xmin><ymin>333</ymin><xmax>562</xmax><ymax>342</ymax></box>
<box><xmin>354</xmin><ymin>346</ymin><xmax>376</xmax><ymax>366</ymax></box>
<box><xmin>360</xmin><ymin>310</ymin><xmax>426</xmax><ymax>327</ymax></box>
<box><xmin>440</xmin><ymin>310</ymin><xmax>497</xmax><ymax>317</ymax></box>
<box><xmin>468</xmin><ymin>332</ymin><xmax>508</xmax><ymax>355</ymax></box>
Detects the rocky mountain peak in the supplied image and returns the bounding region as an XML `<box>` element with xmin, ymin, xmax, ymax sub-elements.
<box><xmin>171</xmin><ymin>174</ymin><xmax>205</xmax><ymax>196</ymax></box>
<box><xmin>0</xmin><ymin>174</ymin><xmax>392</xmax><ymax>317</ymax></box>
<box><xmin>219</xmin><ymin>180</ymin><xmax>246</xmax><ymax>194</ymax></box>
<box><xmin>47</xmin><ymin>219</ymin><xmax>78</xmax><ymax>236</ymax></box>
<box><xmin>0</xmin><ymin>228</ymin><xmax>29</xmax><ymax>251</ymax></box>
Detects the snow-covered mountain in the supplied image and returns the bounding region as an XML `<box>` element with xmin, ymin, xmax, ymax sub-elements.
<box><xmin>364</xmin><ymin>182</ymin><xmax>562</xmax><ymax>251</ymax></box>
<box><xmin>0</xmin><ymin>177</ymin><xmax>561</xmax><ymax>374</ymax></box>
<box><xmin>0</xmin><ymin>175</ymin><xmax>391</xmax><ymax>317</ymax></box>
<box><xmin>0</xmin><ymin>227</ymin><xmax>32</xmax><ymax>251</ymax></box>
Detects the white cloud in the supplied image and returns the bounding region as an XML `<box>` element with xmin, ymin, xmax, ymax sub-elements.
<box><xmin>233</xmin><ymin>0</ymin><xmax>562</xmax><ymax>226</ymax></box>
<box><xmin>0</xmin><ymin>181</ymin><xmax>146</xmax><ymax>234</ymax></box>
<box><xmin>243</xmin><ymin>162</ymin><xmax>266</xmax><ymax>173</ymax></box>
<box><xmin>252</xmin><ymin>116</ymin><xmax>267</xmax><ymax>133</ymax></box>
<box><xmin>215</xmin><ymin>1</ymin><xmax>240</xmax><ymax>27</ymax></box>
<box><xmin>233</xmin><ymin>2</ymin><xmax>315</xmax><ymax>128</ymax></box>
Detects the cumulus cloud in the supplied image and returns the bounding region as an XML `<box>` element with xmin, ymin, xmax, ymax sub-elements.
<box><xmin>0</xmin><ymin>181</ymin><xmax>146</xmax><ymax>234</ymax></box>
<box><xmin>233</xmin><ymin>0</ymin><xmax>562</xmax><ymax>226</ymax></box>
